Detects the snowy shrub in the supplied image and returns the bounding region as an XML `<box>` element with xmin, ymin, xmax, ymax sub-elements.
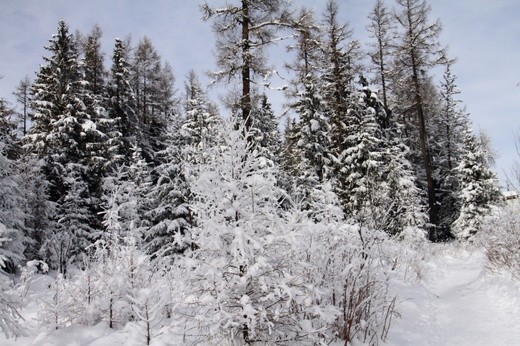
<box><xmin>325</xmin><ymin>228</ymin><xmax>397</xmax><ymax>345</ymax></box>
<box><xmin>174</xmin><ymin>121</ymin><xmax>321</xmax><ymax>345</ymax></box>
<box><xmin>485</xmin><ymin>204</ymin><xmax>520</xmax><ymax>280</ymax></box>
<box><xmin>26</xmin><ymin>260</ymin><xmax>49</xmax><ymax>275</ymax></box>
<box><xmin>128</xmin><ymin>287</ymin><xmax>165</xmax><ymax>345</ymax></box>
<box><xmin>38</xmin><ymin>273</ymin><xmax>74</xmax><ymax>330</ymax></box>
<box><xmin>276</xmin><ymin>180</ymin><xmax>397</xmax><ymax>344</ymax></box>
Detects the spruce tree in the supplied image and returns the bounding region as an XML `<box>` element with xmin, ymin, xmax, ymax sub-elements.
<box><xmin>182</xmin><ymin>70</ymin><xmax>220</xmax><ymax>164</ymax></box>
<box><xmin>107</xmin><ymin>38</ymin><xmax>140</xmax><ymax>166</ymax></box>
<box><xmin>25</xmin><ymin>21</ymin><xmax>103</xmax><ymax>273</ymax></box>
<box><xmin>432</xmin><ymin>63</ymin><xmax>469</xmax><ymax>234</ymax></box>
<box><xmin>286</xmin><ymin>10</ymin><xmax>331</xmax><ymax>200</ymax></box>
<box><xmin>0</xmin><ymin>102</ymin><xmax>27</xmax><ymax>271</ymax></box>
<box><xmin>131</xmin><ymin>37</ymin><xmax>176</xmax><ymax>166</ymax></box>
<box><xmin>452</xmin><ymin>128</ymin><xmax>501</xmax><ymax>239</ymax></box>
<box><xmin>144</xmin><ymin>127</ymin><xmax>191</xmax><ymax>261</ymax></box>
<box><xmin>341</xmin><ymin>89</ymin><xmax>384</xmax><ymax>224</ymax></box>
<box><xmin>251</xmin><ymin>94</ymin><xmax>281</xmax><ymax>163</ymax></box>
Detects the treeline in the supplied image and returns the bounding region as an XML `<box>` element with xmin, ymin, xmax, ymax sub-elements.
<box><xmin>0</xmin><ymin>0</ymin><xmax>501</xmax><ymax>344</ymax></box>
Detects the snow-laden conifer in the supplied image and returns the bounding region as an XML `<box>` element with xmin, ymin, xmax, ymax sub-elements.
<box><xmin>452</xmin><ymin>128</ymin><xmax>501</xmax><ymax>239</ymax></box>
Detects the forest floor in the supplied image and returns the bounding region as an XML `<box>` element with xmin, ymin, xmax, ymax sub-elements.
<box><xmin>2</xmin><ymin>244</ymin><xmax>520</xmax><ymax>345</ymax></box>
<box><xmin>385</xmin><ymin>244</ymin><xmax>520</xmax><ymax>346</ymax></box>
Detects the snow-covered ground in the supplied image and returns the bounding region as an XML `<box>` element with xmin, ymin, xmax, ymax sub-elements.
<box><xmin>2</xmin><ymin>244</ymin><xmax>519</xmax><ymax>345</ymax></box>
<box><xmin>386</xmin><ymin>245</ymin><xmax>520</xmax><ymax>346</ymax></box>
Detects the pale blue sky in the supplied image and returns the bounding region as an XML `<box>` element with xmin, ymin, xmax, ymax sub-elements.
<box><xmin>0</xmin><ymin>0</ymin><xmax>518</xmax><ymax>186</ymax></box>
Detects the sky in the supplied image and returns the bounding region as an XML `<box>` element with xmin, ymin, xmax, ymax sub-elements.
<box><xmin>0</xmin><ymin>0</ymin><xmax>518</xmax><ymax>186</ymax></box>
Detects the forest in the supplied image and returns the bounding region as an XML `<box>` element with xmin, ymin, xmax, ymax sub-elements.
<box><xmin>0</xmin><ymin>0</ymin><xmax>518</xmax><ymax>345</ymax></box>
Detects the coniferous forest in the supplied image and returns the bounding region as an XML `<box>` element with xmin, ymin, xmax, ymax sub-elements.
<box><xmin>1</xmin><ymin>1</ymin><xmax>518</xmax><ymax>345</ymax></box>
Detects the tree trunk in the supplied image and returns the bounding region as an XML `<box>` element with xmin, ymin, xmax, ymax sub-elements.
<box><xmin>241</xmin><ymin>0</ymin><xmax>252</xmax><ymax>137</ymax></box>
<box><xmin>411</xmin><ymin>60</ymin><xmax>437</xmax><ymax>240</ymax></box>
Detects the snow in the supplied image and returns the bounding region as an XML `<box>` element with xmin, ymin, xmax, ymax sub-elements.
<box><xmin>386</xmin><ymin>245</ymin><xmax>520</xmax><ymax>346</ymax></box>
<box><xmin>2</xmin><ymin>243</ymin><xmax>520</xmax><ymax>345</ymax></box>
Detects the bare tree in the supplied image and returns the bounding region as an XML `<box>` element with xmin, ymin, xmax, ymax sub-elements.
<box><xmin>13</xmin><ymin>76</ymin><xmax>31</xmax><ymax>136</ymax></box>
<box><xmin>367</xmin><ymin>0</ymin><xmax>396</xmax><ymax>110</ymax></box>
<box><xmin>506</xmin><ymin>129</ymin><xmax>520</xmax><ymax>191</ymax></box>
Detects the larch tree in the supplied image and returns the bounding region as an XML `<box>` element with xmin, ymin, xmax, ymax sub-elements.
<box><xmin>201</xmin><ymin>0</ymin><xmax>293</xmax><ymax>136</ymax></box>
<box><xmin>13</xmin><ymin>76</ymin><xmax>32</xmax><ymax>137</ymax></box>
<box><xmin>131</xmin><ymin>37</ymin><xmax>176</xmax><ymax>166</ymax></box>
<box><xmin>177</xmin><ymin>119</ymin><xmax>317</xmax><ymax>344</ymax></box>
<box><xmin>393</xmin><ymin>0</ymin><xmax>447</xmax><ymax>239</ymax></box>
<box><xmin>367</xmin><ymin>0</ymin><xmax>396</xmax><ymax>111</ymax></box>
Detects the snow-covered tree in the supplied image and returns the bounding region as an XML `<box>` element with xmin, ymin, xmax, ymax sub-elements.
<box><xmin>452</xmin><ymin>128</ymin><xmax>501</xmax><ymax>239</ymax></box>
<box><xmin>430</xmin><ymin>63</ymin><xmax>470</xmax><ymax>233</ymax></box>
<box><xmin>393</xmin><ymin>0</ymin><xmax>448</xmax><ymax>237</ymax></box>
<box><xmin>319</xmin><ymin>0</ymin><xmax>361</xmax><ymax>161</ymax></box>
<box><xmin>182</xmin><ymin>70</ymin><xmax>220</xmax><ymax>164</ymax></box>
<box><xmin>107</xmin><ymin>38</ymin><xmax>140</xmax><ymax>166</ymax></box>
<box><xmin>176</xmin><ymin>119</ymin><xmax>316</xmax><ymax>344</ymax></box>
<box><xmin>367</xmin><ymin>0</ymin><xmax>396</xmax><ymax>110</ymax></box>
<box><xmin>251</xmin><ymin>93</ymin><xmax>281</xmax><ymax>164</ymax></box>
<box><xmin>340</xmin><ymin>89</ymin><xmax>384</xmax><ymax>222</ymax></box>
<box><xmin>13</xmin><ymin>76</ymin><xmax>31</xmax><ymax>137</ymax></box>
<box><xmin>144</xmin><ymin>133</ymin><xmax>191</xmax><ymax>261</ymax></box>
<box><xmin>0</xmin><ymin>127</ymin><xmax>27</xmax><ymax>271</ymax></box>
<box><xmin>382</xmin><ymin>127</ymin><xmax>427</xmax><ymax>236</ymax></box>
<box><xmin>131</xmin><ymin>37</ymin><xmax>176</xmax><ymax>166</ymax></box>
<box><xmin>201</xmin><ymin>0</ymin><xmax>293</xmax><ymax>134</ymax></box>
<box><xmin>24</xmin><ymin>20</ymin><xmax>116</xmax><ymax>273</ymax></box>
